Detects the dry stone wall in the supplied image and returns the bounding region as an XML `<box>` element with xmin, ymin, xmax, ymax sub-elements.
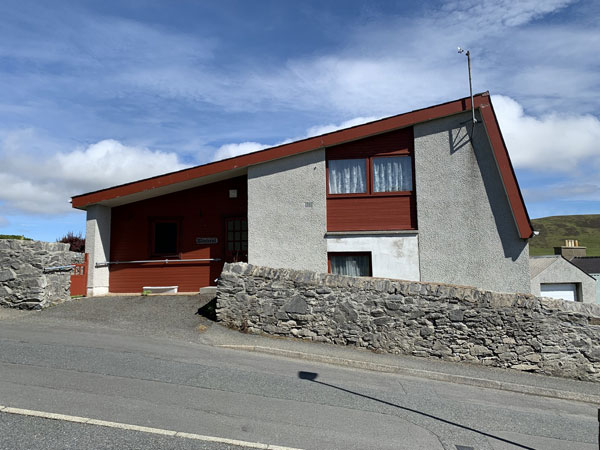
<box><xmin>0</xmin><ymin>239</ymin><xmax>83</xmax><ymax>310</ymax></box>
<box><xmin>217</xmin><ymin>263</ymin><xmax>600</xmax><ymax>382</ymax></box>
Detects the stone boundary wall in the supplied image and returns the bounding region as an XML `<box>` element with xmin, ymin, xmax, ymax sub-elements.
<box><xmin>217</xmin><ymin>263</ymin><xmax>600</xmax><ymax>382</ymax></box>
<box><xmin>0</xmin><ymin>239</ymin><xmax>83</xmax><ymax>310</ymax></box>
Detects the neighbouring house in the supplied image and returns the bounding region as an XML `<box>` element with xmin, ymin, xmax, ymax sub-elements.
<box><xmin>549</xmin><ymin>240</ymin><xmax>600</xmax><ymax>303</ymax></box>
<box><xmin>72</xmin><ymin>92</ymin><xmax>534</xmax><ymax>296</ymax></box>
<box><xmin>529</xmin><ymin>255</ymin><xmax>596</xmax><ymax>303</ymax></box>
<box><xmin>570</xmin><ymin>258</ymin><xmax>600</xmax><ymax>304</ymax></box>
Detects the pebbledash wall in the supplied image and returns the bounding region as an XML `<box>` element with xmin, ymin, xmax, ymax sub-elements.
<box><xmin>217</xmin><ymin>263</ymin><xmax>600</xmax><ymax>382</ymax></box>
<box><xmin>0</xmin><ymin>239</ymin><xmax>82</xmax><ymax>310</ymax></box>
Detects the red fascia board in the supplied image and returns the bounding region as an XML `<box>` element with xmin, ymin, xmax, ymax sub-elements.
<box><xmin>479</xmin><ymin>99</ymin><xmax>533</xmax><ymax>239</ymax></box>
<box><xmin>72</xmin><ymin>91</ymin><xmax>530</xmax><ymax>240</ymax></box>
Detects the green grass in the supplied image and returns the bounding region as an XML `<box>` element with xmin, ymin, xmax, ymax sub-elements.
<box><xmin>529</xmin><ymin>214</ymin><xmax>600</xmax><ymax>256</ymax></box>
<box><xmin>0</xmin><ymin>235</ymin><xmax>32</xmax><ymax>240</ymax></box>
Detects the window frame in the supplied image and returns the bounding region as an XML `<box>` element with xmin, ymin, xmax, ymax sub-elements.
<box><xmin>326</xmin><ymin>152</ymin><xmax>414</xmax><ymax>198</ymax></box>
<box><xmin>327</xmin><ymin>252</ymin><xmax>373</xmax><ymax>277</ymax></box>
<box><xmin>149</xmin><ymin>217</ymin><xmax>182</xmax><ymax>258</ymax></box>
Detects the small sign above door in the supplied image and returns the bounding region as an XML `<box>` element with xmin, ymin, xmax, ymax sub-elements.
<box><xmin>195</xmin><ymin>237</ymin><xmax>218</xmax><ymax>245</ymax></box>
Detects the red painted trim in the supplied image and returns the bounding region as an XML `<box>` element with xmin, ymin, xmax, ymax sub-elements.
<box><xmin>71</xmin><ymin>92</ymin><xmax>532</xmax><ymax>241</ymax></box>
<box><xmin>72</xmin><ymin>94</ymin><xmax>486</xmax><ymax>209</ymax></box>
<box><xmin>478</xmin><ymin>97</ymin><xmax>534</xmax><ymax>239</ymax></box>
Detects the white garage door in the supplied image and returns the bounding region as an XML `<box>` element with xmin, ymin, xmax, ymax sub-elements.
<box><xmin>540</xmin><ymin>283</ymin><xmax>577</xmax><ymax>302</ymax></box>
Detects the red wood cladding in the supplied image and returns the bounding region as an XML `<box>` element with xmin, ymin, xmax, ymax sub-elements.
<box><xmin>326</xmin><ymin>127</ymin><xmax>413</xmax><ymax>159</ymax></box>
<box><xmin>327</xmin><ymin>195</ymin><xmax>416</xmax><ymax>231</ymax></box>
<box><xmin>326</xmin><ymin>127</ymin><xmax>416</xmax><ymax>231</ymax></box>
<box><xmin>109</xmin><ymin>176</ymin><xmax>247</xmax><ymax>293</ymax></box>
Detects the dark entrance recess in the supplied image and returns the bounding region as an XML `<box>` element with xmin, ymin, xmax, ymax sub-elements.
<box><xmin>225</xmin><ymin>217</ymin><xmax>248</xmax><ymax>263</ymax></box>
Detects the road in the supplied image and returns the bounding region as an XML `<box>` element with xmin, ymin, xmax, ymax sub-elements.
<box><xmin>0</xmin><ymin>296</ymin><xmax>597</xmax><ymax>449</ymax></box>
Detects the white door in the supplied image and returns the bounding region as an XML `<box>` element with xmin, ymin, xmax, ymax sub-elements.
<box><xmin>540</xmin><ymin>283</ymin><xmax>577</xmax><ymax>302</ymax></box>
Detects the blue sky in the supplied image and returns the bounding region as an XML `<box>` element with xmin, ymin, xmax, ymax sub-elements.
<box><xmin>0</xmin><ymin>0</ymin><xmax>599</xmax><ymax>241</ymax></box>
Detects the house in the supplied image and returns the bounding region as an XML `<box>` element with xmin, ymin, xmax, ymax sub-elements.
<box><xmin>72</xmin><ymin>92</ymin><xmax>534</xmax><ymax>296</ymax></box>
<box><xmin>571</xmin><ymin>257</ymin><xmax>600</xmax><ymax>303</ymax></box>
<box><xmin>529</xmin><ymin>255</ymin><xmax>596</xmax><ymax>303</ymax></box>
<box><xmin>550</xmin><ymin>240</ymin><xmax>600</xmax><ymax>303</ymax></box>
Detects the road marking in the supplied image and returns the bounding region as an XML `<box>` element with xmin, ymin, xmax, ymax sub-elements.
<box><xmin>0</xmin><ymin>404</ymin><xmax>303</xmax><ymax>450</ymax></box>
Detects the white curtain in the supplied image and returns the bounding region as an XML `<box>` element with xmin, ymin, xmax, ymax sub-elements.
<box><xmin>328</xmin><ymin>159</ymin><xmax>366</xmax><ymax>194</ymax></box>
<box><xmin>373</xmin><ymin>156</ymin><xmax>412</xmax><ymax>192</ymax></box>
<box><xmin>330</xmin><ymin>254</ymin><xmax>370</xmax><ymax>277</ymax></box>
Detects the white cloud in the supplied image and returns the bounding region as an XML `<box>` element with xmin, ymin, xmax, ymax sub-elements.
<box><xmin>305</xmin><ymin>116</ymin><xmax>380</xmax><ymax>137</ymax></box>
<box><xmin>0</xmin><ymin>132</ymin><xmax>189</xmax><ymax>215</ymax></box>
<box><xmin>211</xmin><ymin>116</ymin><xmax>379</xmax><ymax>162</ymax></box>
<box><xmin>493</xmin><ymin>95</ymin><xmax>600</xmax><ymax>172</ymax></box>
<box><xmin>211</xmin><ymin>142</ymin><xmax>268</xmax><ymax>162</ymax></box>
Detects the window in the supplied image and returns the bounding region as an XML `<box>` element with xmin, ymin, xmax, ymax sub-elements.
<box><xmin>328</xmin><ymin>156</ymin><xmax>412</xmax><ymax>195</ymax></box>
<box><xmin>226</xmin><ymin>218</ymin><xmax>248</xmax><ymax>252</ymax></box>
<box><xmin>328</xmin><ymin>252</ymin><xmax>372</xmax><ymax>277</ymax></box>
<box><xmin>372</xmin><ymin>156</ymin><xmax>412</xmax><ymax>192</ymax></box>
<box><xmin>328</xmin><ymin>159</ymin><xmax>367</xmax><ymax>194</ymax></box>
<box><xmin>151</xmin><ymin>219</ymin><xmax>180</xmax><ymax>256</ymax></box>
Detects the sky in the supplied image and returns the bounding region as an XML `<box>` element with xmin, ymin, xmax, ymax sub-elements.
<box><xmin>0</xmin><ymin>0</ymin><xmax>598</xmax><ymax>242</ymax></box>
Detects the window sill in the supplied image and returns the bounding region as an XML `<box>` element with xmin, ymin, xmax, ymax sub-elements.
<box><xmin>325</xmin><ymin>230</ymin><xmax>418</xmax><ymax>237</ymax></box>
<box><xmin>327</xmin><ymin>191</ymin><xmax>413</xmax><ymax>199</ymax></box>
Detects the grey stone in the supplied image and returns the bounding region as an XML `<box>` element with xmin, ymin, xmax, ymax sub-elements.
<box><xmin>283</xmin><ymin>296</ymin><xmax>308</xmax><ymax>314</ymax></box>
<box><xmin>216</xmin><ymin>262</ymin><xmax>600</xmax><ymax>383</ymax></box>
<box><xmin>0</xmin><ymin>268</ymin><xmax>16</xmax><ymax>282</ymax></box>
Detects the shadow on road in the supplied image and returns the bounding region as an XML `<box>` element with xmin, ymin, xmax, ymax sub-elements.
<box><xmin>298</xmin><ymin>370</ymin><xmax>535</xmax><ymax>450</ymax></box>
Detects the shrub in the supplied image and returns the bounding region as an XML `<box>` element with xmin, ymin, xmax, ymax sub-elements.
<box><xmin>57</xmin><ymin>232</ymin><xmax>85</xmax><ymax>253</ymax></box>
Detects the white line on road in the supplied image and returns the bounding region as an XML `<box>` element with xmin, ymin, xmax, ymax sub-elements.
<box><xmin>0</xmin><ymin>404</ymin><xmax>303</xmax><ymax>450</ymax></box>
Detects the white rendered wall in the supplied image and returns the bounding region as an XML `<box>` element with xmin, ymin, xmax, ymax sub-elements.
<box><xmin>414</xmin><ymin>112</ymin><xmax>530</xmax><ymax>294</ymax></box>
<box><xmin>85</xmin><ymin>204</ymin><xmax>111</xmax><ymax>296</ymax></box>
<box><xmin>248</xmin><ymin>150</ymin><xmax>328</xmax><ymax>272</ymax></box>
<box><xmin>326</xmin><ymin>234</ymin><xmax>420</xmax><ymax>281</ymax></box>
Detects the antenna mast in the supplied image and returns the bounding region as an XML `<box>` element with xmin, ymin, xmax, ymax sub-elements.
<box><xmin>458</xmin><ymin>47</ymin><xmax>477</xmax><ymax>124</ymax></box>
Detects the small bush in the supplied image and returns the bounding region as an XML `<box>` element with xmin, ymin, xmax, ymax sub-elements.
<box><xmin>57</xmin><ymin>232</ymin><xmax>85</xmax><ymax>253</ymax></box>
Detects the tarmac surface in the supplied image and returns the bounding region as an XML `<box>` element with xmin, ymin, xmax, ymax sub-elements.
<box><xmin>2</xmin><ymin>294</ymin><xmax>598</xmax><ymax>406</ymax></box>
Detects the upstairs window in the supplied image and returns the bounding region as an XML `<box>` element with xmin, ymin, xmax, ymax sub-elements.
<box><xmin>328</xmin><ymin>156</ymin><xmax>413</xmax><ymax>196</ymax></box>
<box><xmin>328</xmin><ymin>159</ymin><xmax>367</xmax><ymax>194</ymax></box>
<box><xmin>372</xmin><ymin>156</ymin><xmax>412</xmax><ymax>192</ymax></box>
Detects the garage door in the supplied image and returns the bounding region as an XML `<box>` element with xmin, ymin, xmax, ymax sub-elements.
<box><xmin>540</xmin><ymin>283</ymin><xmax>577</xmax><ymax>302</ymax></box>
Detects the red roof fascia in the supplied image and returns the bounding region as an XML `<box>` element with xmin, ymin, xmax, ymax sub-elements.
<box><xmin>72</xmin><ymin>95</ymin><xmax>485</xmax><ymax>209</ymax></box>
<box><xmin>71</xmin><ymin>93</ymin><xmax>533</xmax><ymax>240</ymax></box>
<box><xmin>479</xmin><ymin>98</ymin><xmax>533</xmax><ymax>239</ymax></box>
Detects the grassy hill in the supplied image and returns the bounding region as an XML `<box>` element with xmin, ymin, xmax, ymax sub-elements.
<box><xmin>529</xmin><ymin>214</ymin><xmax>600</xmax><ymax>256</ymax></box>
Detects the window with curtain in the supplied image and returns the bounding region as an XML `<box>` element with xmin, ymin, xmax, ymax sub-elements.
<box><xmin>329</xmin><ymin>253</ymin><xmax>372</xmax><ymax>277</ymax></box>
<box><xmin>328</xmin><ymin>159</ymin><xmax>367</xmax><ymax>194</ymax></box>
<box><xmin>372</xmin><ymin>156</ymin><xmax>412</xmax><ymax>192</ymax></box>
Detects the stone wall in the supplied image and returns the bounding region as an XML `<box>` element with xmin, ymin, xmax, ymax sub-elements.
<box><xmin>0</xmin><ymin>239</ymin><xmax>83</xmax><ymax>310</ymax></box>
<box><xmin>217</xmin><ymin>263</ymin><xmax>600</xmax><ymax>382</ymax></box>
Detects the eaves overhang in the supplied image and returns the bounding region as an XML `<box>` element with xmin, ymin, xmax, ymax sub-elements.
<box><xmin>71</xmin><ymin>92</ymin><xmax>533</xmax><ymax>239</ymax></box>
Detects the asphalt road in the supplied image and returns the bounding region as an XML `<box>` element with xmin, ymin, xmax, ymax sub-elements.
<box><xmin>0</xmin><ymin>296</ymin><xmax>598</xmax><ymax>449</ymax></box>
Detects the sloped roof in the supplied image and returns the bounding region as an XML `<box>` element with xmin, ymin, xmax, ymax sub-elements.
<box><xmin>530</xmin><ymin>255</ymin><xmax>597</xmax><ymax>280</ymax></box>
<box><xmin>530</xmin><ymin>256</ymin><xmax>560</xmax><ymax>279</ymax></box>
<box><xmin>71</xmin><ymin>92</ymin><xmax>533</xmax><ymax>239</ymax></box>
<box><xmin>571</xmin><ymin>257</ymin><xmax>600</xmax><ymax>275</ymax></box>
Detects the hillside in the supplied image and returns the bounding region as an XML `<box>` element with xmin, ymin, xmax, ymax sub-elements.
<box><xmin>529</xmin><ymin>214</ymin><xmax>600</xmax><ymax>256</ymax></box>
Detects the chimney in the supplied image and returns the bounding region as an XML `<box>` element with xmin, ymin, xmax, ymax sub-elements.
<box><xmin>554</xmin><ymin>239</ymin><xmax>587</xmax><ymax>260</ymax></box>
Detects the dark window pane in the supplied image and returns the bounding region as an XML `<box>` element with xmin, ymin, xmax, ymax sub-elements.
<box><xmin>228</xmin><ymin>242</ymin><xmax>234</xmax><ymax>250</ymax></box>
<box><xmin>154</xmin><ymin>222</ymin><xmax>178</xmax><ymax>255</ymax></box>
<box><xmin>330</xmin><ymin>254</ymin><xmax>371</xmax><ymax>277</ymax></box>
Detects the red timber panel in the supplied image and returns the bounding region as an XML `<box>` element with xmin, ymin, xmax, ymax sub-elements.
<box><xmin>326</xmin><ymin>127</ymin><xmax>413</xmax><ymax>159</ymax></box>
<box><xmin>109</xmin><ymin>176</ymin><xmax>247</xmax><ymax>293</ymax></box>
<box><xmin>326</xmin><ymin>127</ymin><xmax>416</xmax><ymax>231</ymax></box>
<box><xmin>327</xmin><ymin>196</ymin><xmax>416</xmax><ymax>231</ymax></box>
